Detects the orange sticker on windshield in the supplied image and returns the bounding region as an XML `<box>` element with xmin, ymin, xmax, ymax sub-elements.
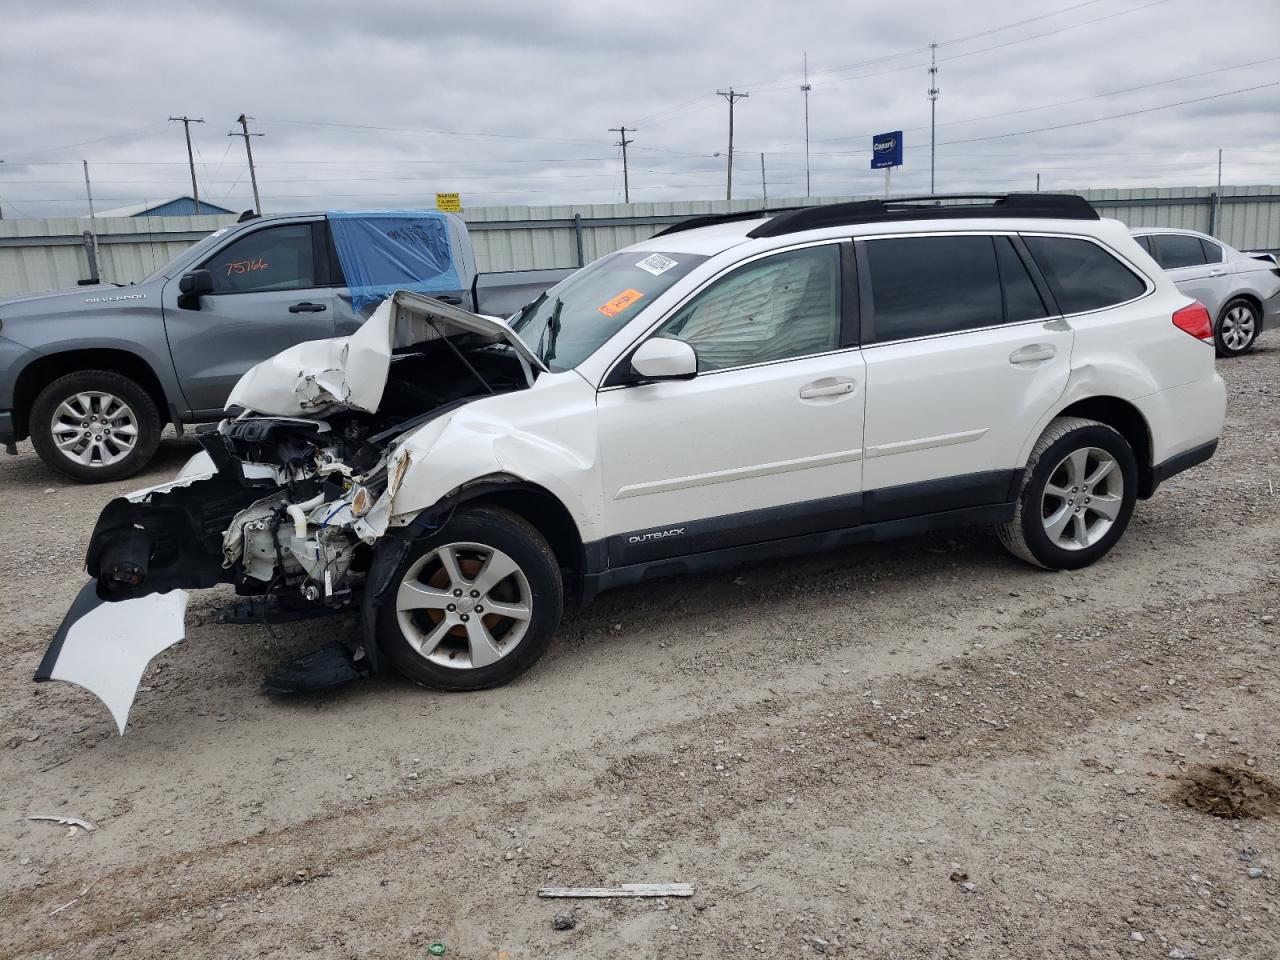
<box><xmin>598</xmin><ymin>288</ymin><xmax>644</xmax><ymax>318</ymax></box>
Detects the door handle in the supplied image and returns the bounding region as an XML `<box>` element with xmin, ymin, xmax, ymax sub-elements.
<box><xmin>799</xmin><ymin>379</ymin><xmax>856</xmax><ymax>399</ymax></box>
<box><xmin>1208</xmin><ymin>269</ymin><xmax>1226</xmax><ymax>277</ymax></box>
<box><xmin>288</xmin><ymin>302</ymin><xmax>327</xmax><ymax>314</ymax></box>
<box><xmin>1009</xmin><ymin>343</ymin><xmax>1057</xmax><ymax>365</ymax></box>
<box><xmin>436</xmin><ymin>295</ymin><xmax>464</xmax><ymax>305</ymax></box>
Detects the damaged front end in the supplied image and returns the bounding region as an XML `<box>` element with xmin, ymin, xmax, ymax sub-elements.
<box><xmin>37</xmin><ymin>292</ymin><xmax>545</xmax><ymax>732</ymax></box>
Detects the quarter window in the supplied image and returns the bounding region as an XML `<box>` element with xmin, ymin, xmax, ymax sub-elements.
<box><xmin>1023</xmin><ymin>236</ymin><xmax>1147</xmax><ymax>314</ymax></box>
<box><xmin>1152</xmin><ymin>233</ymin><xmax>1207</xmax><ymax>269</ymax></box>
<box><xmin>204</xmin><ymin>224</ymin><xmax>317</xmax><ymax>294</ymax></box>
<box><xmin>1199</xmin><ymin>237</ymin><xmax>1224</xmax><ymax>264</ymax></box>
<box><xmin>864</xmin><ymin>235</ymin><xmax>1002</xmax><ymax>342</ymax></box>
<box><xmin>655</xmin><ymin>245</ymin><xmax>841</xmax><ymax>372</ymax></box>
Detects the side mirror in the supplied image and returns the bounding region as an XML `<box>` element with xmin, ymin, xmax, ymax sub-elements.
<box><xmin>630</xmin><ymin>337</ymin><xmax>697</xmax><ymax>381</ymax></box>
<box><xmin>177</xmin><ymin>269</ymin><xmax>213</xmax><ymax>310</ymax></box>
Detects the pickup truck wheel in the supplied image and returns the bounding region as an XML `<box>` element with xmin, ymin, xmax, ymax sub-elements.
<box><xmin>1215</xmin><ymin>298</ymin><xmax>1260</xmax><ymax>357</ymax></box>
<box><xmin>29</xmin><ymin>370</ymin><xmax>162</xmax><ymax>483</ymax></box>
<box><xmin>997</xmin><ymin>416</ymin><xmax>1137</xmax><ymax>570</ymax></box>
<box><xmin>377</xmin><ymin>506</ymin><xmax>563</xmax><ymax>691</ymax></box>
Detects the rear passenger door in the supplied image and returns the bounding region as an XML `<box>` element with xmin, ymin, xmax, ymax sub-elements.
<box><xmin>1144</xmin><ymin>232</ymin><xmax>1232</xmax><ymax>316</ymax></box>
<box><xmin>857</xmin><ymin>233</ymin><xmax>1073</xmax><ymax>519</ymax></box>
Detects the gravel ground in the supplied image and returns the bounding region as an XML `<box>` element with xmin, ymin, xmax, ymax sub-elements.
<box><xmin>1</xmin><ymin>336</ymin><xmax>1277</xmax><ymax>959</ymax></box>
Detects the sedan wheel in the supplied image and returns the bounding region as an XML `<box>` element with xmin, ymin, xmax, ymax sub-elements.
<box><xmin>1216</xmin><ymin>299</ymin><xmax>1260</xmax><ymax>356</ymax></box>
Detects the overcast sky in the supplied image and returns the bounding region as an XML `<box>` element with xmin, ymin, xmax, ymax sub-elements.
<box><xmin>2</xmin><ymin>0</ymin><xmax>1277</xmax><ymax>218</ymax></box>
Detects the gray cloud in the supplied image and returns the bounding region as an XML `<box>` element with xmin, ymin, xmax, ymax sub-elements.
<box><xmin>1</xmin><ymin>0</ymin><xmax>1277</xmax><ymax>218</ymax></box>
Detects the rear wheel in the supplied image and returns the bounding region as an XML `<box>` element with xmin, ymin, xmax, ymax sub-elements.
<box><xmin>998</xmin><ymin>416</ymin><xmax>1137</xmax><ymax>570</ymax></box>
<box><xmin>1215</xmin><ymin>298</ymin><xmax>1260</xmax><ymax>357</ymax></box>
<box><xmin>376</xmin><ymin>506</ymin><xmax>563</xmax><ymax>691</ymax></box>
<box><xmin>28</xmin><ymin>370</ymin><xmax>162</xmax><ymax>483</ymax></box>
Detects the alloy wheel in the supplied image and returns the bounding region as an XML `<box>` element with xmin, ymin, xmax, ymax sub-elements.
<box><xmin>1220</xmin><ymin>305</ymin><xmax>1256</xmax><ymax>352</ymax></box>
<box><xmin>50</xmin><ymin>391</ymin><xmax>139</xmax><ymax>468</ymax></box>
<box><xmin>395</xmin><ymin>542</ymin><xmax>533</xmax><ymax>669</ymax></box>
<box><xmin>1040</xmin><ymin>447</ymin><xmax>1124</xmax><ymax>550</ymax></box>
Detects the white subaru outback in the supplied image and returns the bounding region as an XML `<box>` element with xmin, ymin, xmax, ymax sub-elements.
<box><xmin>37</xmin><ymin>194</ymin><xmax>1226</xmax><ymax>732</ymax></box>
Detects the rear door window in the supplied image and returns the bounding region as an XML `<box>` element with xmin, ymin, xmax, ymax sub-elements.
<box><xmin>1023</xmin><ymin>236</ymin><xmax>1147</xmax><ymax>314</ymax></box>
<box><xmin>203</xmin><ymin>224</ymin><xmax>317</xmax><ymax>294</ymax></box>
<box><xmin>994</xmin><ymin>236</ymin><xmax>1047</xmax><ymax>323</ymax></box>
<box><xmin>864</xmin><ymin>235</ymin><xmax>1002</xmax><ymax>342</ymax></box>
<box><xmin>1152</xmin><ymin>233</ymin><xmax>1207</xmax><ymax>269</ymax></box>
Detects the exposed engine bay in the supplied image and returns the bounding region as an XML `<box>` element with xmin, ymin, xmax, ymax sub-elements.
<box><xmin>90</xmin><ymin>340</ymin><xmax>530</xmax><ymax>608</ymax></box>
<box><xmin>36</xmin><ymin>292</ymin><xmax>546</xmax><ymax>732</ymax></box>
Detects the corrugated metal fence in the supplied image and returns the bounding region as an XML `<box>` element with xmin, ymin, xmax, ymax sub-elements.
<box><xmin>3</xmin><ymin>185</ymin><xmax>1278</xmax><ymax>297</ymax></box>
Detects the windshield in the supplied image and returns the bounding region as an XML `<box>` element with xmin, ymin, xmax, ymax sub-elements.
<box><xmin>138</xmin><ymin>226</ymin><xmax>236</xmax><ymax>284</ymax></box>
<box><xmin>510</xmin><ymin>251</ymin><xmax>707</xmax><ymax>371</ymax></box>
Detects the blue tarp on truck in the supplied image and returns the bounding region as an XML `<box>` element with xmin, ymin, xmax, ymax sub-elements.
<box><xmin>328</xmin><ymin>210</ymin><xmax>462</xmax><ymax>312</ymax></box>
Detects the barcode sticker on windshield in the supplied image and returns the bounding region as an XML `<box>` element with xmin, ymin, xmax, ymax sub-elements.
<box><xmin>636</xmin><ymin>253</ymin><xmax>679</xmax><ymax>276</ymax></box>
<box><xmin>599</xmin><ymin>289</ymin><xmax>645</xmax><ymax>318</ymax></box>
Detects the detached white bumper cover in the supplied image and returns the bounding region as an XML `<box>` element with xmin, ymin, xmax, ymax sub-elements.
<box><xmin>34</xmin><ymin>583</ymin><xmax>189</xmax><ymax>735</ymax></box>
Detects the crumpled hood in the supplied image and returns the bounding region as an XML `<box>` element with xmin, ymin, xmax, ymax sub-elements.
<box><xmin>225</xmin><ymin>290</ymin><xmax>547</xmax><ymax>417</ymax></box>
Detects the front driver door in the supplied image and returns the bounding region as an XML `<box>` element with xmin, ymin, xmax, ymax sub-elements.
<box><xmin>595</xmin><ymin>241</ymin><xmax>866</xmax><ymax>569</ymax></box>
<box><xmin>162</xmin><ymin>219</ymin><xmax>337</xmax><ymax>415</ymax></box>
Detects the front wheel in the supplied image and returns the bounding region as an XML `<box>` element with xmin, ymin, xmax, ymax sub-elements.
<box><xmin>28</xmin><ymin>370</ymin><xmax>162</xmax><ymax>483</ymax></box>
<box><xmin>998</xmin><ymin>416</ymin><xmax>1138</xmax><ymax>570</ymax></box>
<box><xmin>375</xmin><ymin>506</ymin><xmax>563</xmax><ymax>691</ymax></box>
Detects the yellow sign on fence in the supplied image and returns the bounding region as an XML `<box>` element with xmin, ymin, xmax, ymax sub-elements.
<box><xmin>435</xmin><ymin>192</ymin><xmax>462</xmax><ymax>213</ymax></box>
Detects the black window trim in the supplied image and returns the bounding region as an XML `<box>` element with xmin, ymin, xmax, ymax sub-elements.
<box><xmin>197</xmin><ymin>218</ymin><xmax>327</xmax><ymax>298</ymax></box>
<box><xmin>855</xmin><ymin>230</ymin><xmax>1054</xmax><ymax>348</ymax></box>
<box><xmin>1019</xmin><ymin>230</ymin><xmax>1155</xmax><ymax>319</ymax></box>
<box><xmin>600</xmin><ymin>238</ymin><xmax>857</xmax><ymax>390</ymax></box>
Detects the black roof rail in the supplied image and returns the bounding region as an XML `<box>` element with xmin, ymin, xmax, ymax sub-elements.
<box><xmin>651</xmin><ymin>205</ymin><xmax>806</xmax><ymax>238</ymax></box>
<box><xmin>745</xmin><ymin>193</ymin><xmax>1098</xmax><ymax>238</ymax></box>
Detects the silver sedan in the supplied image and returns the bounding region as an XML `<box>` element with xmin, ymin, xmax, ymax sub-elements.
<box><xmin>1130</xmin><ymin>227</ymin><xmax>1280</xmax><ymax>356</ymax></box>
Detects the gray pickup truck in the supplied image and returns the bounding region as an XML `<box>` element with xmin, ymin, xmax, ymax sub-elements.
<box><xmin>0</xmin><ymin>210</ymin><xmax>571</xmax><ymax>481</ymax></box>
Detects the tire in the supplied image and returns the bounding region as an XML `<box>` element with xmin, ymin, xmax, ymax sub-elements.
<box><xmin>997</xmin><ymin>416</ymin><xmax>1138</xmax><ymax>571</ymax></box>
<box><xmin>28</xmin><ymin>370</ymin><xmax>162</xmax><ymax>483</ymax></box>
<box><xmin>1214</xmin><ymin>297</ymin><xmax>1260</xmax><ymax>357</ymax></box>
<box><xmin>375</xmin><ymin>506</ymin><xmax>563</xmax><ymax>691</ymax></box>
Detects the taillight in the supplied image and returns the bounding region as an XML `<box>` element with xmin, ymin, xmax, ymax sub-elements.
<box><xmin>1172</xmin><ymin>302</ymin><xmax>1213</xmax><ymax>342</ymax></box>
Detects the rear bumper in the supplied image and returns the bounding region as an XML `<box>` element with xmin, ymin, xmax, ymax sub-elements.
<box><xmin>1149</xmin><ymin>439</ymin><xmax>1217</xmax><ymax>494</ymax></box>
<box><xmin>1262</xmin><ymin>289</ymin><xmax>1280</xmax><ymax>328</ymax></box>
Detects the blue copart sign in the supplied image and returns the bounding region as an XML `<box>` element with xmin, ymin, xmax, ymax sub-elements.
<box><xmin>871</xmin><ymin>131</ymin><xmax>903</xmax><ymax>169</ymax></box>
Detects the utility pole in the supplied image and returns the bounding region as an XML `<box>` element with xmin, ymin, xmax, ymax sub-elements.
<box><xmin>801</xmin><ymin>53</ymin><xmax>812</xmax><ymax>198</ymax></box>
<box><xmin>609</xmin><ymin>125</ymin><xmax>634</xmax><ymax>203</ymax></box>
<box><xmin>717</xmin><ymin>88</ymin><xmax>749</xmax><ymax>201</ymax></box>
<box><xmin>760</xmin><ymin>153</ymin><xmax>767</xmax><ymax>200</ymax></box>
<box><xmin>230</xmin><ymin>114</ymin><xmax>264</xmax><ymax>214</ymax></box>
<box><xmin>83</xmin><ymin>160</ymin><xmax>101</xmax><ymax>282</ymax></box>
<box><xmin>928</xmin><ymin>41</ymin><xmax>939</xmax><ymax>194</ymax></box>
<box><xmin>1213</xmin><ymin>147</ymin><xmax>1223</xmax><ymax>237</ymax></box>
<box><xmin>168</xmin><ymin>115</ymin><xmax>205</xmax><ymax>213</ymax></box>
<box><xmin>1036</xmin><ymin>172</ymin><xmax>1041</xmax><ymax>191</ymax></box>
